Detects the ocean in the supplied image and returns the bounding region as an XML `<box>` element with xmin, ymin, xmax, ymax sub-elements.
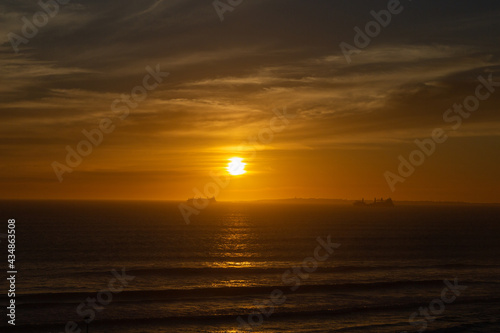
<box><xmin>1</xmin><ymin>201</ymin><xmax>500</xmax><ymax>332</ymax></box>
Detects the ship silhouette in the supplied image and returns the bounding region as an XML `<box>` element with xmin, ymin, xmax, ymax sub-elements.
<box><xmin>186</xmin><ymin>197</ymin><xmax>217</xmax><ymax>205</ymax></box>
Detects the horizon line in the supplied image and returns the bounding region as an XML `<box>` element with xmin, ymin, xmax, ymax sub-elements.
<box><xmin>1</xmin><ymin>198</ymin><xmax>500</xmax><ymax>205</ymax></box>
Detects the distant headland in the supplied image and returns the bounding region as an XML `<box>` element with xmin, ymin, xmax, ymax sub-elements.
<box><xmin>249</xmin><ymin>198</ymin><xmax>499</xmax><ymax>206</ymax></box>
<box><xmin>354</xmin><ymin>198</ymin><xmax>394</xmax><ymax>207</ymax></box>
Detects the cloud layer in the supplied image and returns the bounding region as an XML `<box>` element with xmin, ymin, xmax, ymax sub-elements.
<box><xmin>1</xmin><ymin>0</ymin><xmax>500</xmax><ymax>201</ymax></box>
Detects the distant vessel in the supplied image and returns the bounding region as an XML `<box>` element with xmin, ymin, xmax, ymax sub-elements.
<box><xmin>354</xmin><ymin>198</ymin><xmax>394</xmax><ymax>207</ymax></box>
<box><xmin>186</xmin><ymin>197</ymin><xmax>217</xmax><ymax>205</ymax></box>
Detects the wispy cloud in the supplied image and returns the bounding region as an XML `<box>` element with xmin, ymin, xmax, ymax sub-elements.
<box><xmin>1</xmin><ymin>0</ymin><xmax>500</xmax><ymax>200</ymax></box>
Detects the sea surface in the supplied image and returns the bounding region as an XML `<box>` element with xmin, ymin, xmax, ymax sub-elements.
<box><xmin>1</xmin><ymin>201</ymin><xmax>500</xmax><ymax>332</ymax></box>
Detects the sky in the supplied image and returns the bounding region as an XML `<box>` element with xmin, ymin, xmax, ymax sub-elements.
<box><xmin>1</xmin><ymin>0</ymin><xmax>500</xmax><ymax>202</ymax></box>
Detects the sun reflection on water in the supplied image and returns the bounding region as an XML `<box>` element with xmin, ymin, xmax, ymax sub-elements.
<box><xmin>208</xmin><ymin>211</ymin><xmax>260</xmax><ymax>271</ymax></box>
<box><xmin>213</xmin><ymin>261</ymin><xmax>253</xmax><ymax>268</ymax></box>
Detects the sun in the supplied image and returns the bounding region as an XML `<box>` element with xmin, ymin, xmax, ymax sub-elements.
<box><xmin>227</xmin><ymin>157</ymin><xmax>246</xmax><ymax>176</ymax></box>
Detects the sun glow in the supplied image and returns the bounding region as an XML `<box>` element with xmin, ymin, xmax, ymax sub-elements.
<box><xmin>227</xmin><ymin>157</ymin><xmax>246</xmax><ymax>176</ymax></box>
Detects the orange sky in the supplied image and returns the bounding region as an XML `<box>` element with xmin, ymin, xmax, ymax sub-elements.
<box><xmin>1</xmin><ymin>1</ymin><xmax>500</xmax><ymax>202</ymax></box>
